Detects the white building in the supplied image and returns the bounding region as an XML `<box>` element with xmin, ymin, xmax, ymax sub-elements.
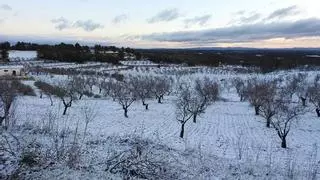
<box><xmin>0</xmin><ymin>65</ymin><xmax>25</xmax><ymax>76</ymax></box>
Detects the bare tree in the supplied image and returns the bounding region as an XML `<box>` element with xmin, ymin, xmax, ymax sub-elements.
<box><xmin>232</xmin><ymin>78</ymin><xmax>247</xmax><ymax>101</ymax></box>
<box><xmin>130</xmin><ymin>76</ymin><xmax>153</xmax><ymax>110</ymax></box>
<box><xmin>86</xmin><ymin>76</ymin><xmax>97</xmax><ymax>92</ymax></box>
<box><xmin>82</xmin><ymin>105</ymin><xmax>98</xmax><ymax>141</ymax></box>
<box><xmin>34</xmin><ymin>81</ymin><xmax>55</xmax><ymax>106</ymax></box>
<box><xmin>151</xmin><ymin>76</ymin><xmax>171</xmax><ymax>104</ymax></box>
<box><xmin>175</xmin><ymin>85</ymin><xmax>193</xmax><ymax>138</ymax></box>
<box><xmin>51</xmin><ymin>82</ymin><xmax>77</xmax><ymax>115</ymax></box>
<box><xmin>70</xmin><ymin>76</ymin><xmax>92</xmax><ymax>100</ymax></box>
<box><xmin>0</xmin><ymin>80</ymin><xmax>17</xmax><ymax>129</ymax></box>
<box><xmin>285</xmin><ymin>73</ymin><xmax>309</xmax><ymax>106</ymax></box>
<box><xmin>259</xmin><ymin>81</ymin><xmax>280</xmax><ymax>128</ymax></box>
<box><xmin>110</xmin><ymin>82</ymin><xmax>136</xmax><ymax>118</ymax></box>
<box><xmin>308</xmin><ymin>75</ymin><xmax>320</xmax><ymax>117</ymax></box>
<box><xmin>271</xmin><ymin>103</ymin><xmax>305</xmax><ymax>148</ymax></box>
<box><xmin>97</xmin><ymin>75</ymin><xmax>109</xmax><ymax>94</ymax></box>
<box><xmin>190</xmin><ymin>77</ymin><xmax>219</xmax><ymax>123</ymax></box>
<box><xmin>246</xmin><ymin>78</ymin><xmax>277</xmax><ymax>115</ymax></box>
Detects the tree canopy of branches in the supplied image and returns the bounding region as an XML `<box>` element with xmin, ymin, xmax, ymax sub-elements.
<box><xmin>232</xmin><ymin>78</ymin><xmax>247</xmax><ymax>101</ymax></box>
<box><xmin>258</xmin><ymin>80</ymin><xmax>281</xmax><ymax>128</ymax></box>
<box><xmin>308</xmin><ymin>75</ymin><xmax>320</xmax><ymax>117</ymax></box>
<box><xmin>175</xmin><ymin>85</ymin><xmax>194</xmax><ymax>138</ymax></box>
<box><xmin>34</xmin><ymin>81</ymin><xmax>55</xmax><ymax>105</ymax></box>
<box><xmin>0</xmin><ymin>79</ymin><xmax>35</xmax><ymax>128</ymax></box>
<box><xmin>271</xmin><ymin>102</ymin><xmax>305</xmax><ymax>148</ymax></box>
<box><xmin>190</xmin><ymin>77</ymin><xmax>219</xmax><ymax>123</ymax></box>
<box><xmin>108</xmin><ymin>81</ymin><xmax>136</xmax><ymax>118</ymax></box>
<box><xmin>151</xmin><ymin>76</ymin><xmax>172</xmax><ymax>104</ymax></box>
<box><xmin>0</xmin><ymin>81</ymin><xmax>17</xmax><ymax>129</ymax></box>
<box><xmin>129</xmin><ymin>76</ymin><xmax>154</xmax><ymax>110</ymax></box>
<box><xmin>50</xmin><ymin>82</ymin><xmax>77</xmax><ymax>115</ymax></box>
<box><xmin>246</xmin><ymin>78</ymin><xmax>277</xmax><ymax>115</ymax></box>
<box><xmin>285</xmin><ymin>73</ymin><xmax>308</xmax><ymax>106</ymax></box>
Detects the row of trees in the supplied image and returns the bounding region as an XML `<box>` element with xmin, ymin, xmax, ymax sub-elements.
<box><xmin>141</xmin><ymin>49</ymin><xmax>320</xmax><ymax>72</ymax></box>
<box><xmin>232</xmin><ymin>73</ymin><xmax>320</xmax><ymax>148</ymax></box>
<box><xmin>34</xmin><ymin>75</ymin><xmax>173</xmax><ymax>117</ymax></box>
<box><xmin>34</xmin><ymin>75</ymin><xmax>220</xmax><ymax>139</ymax></box>
<box><xmin>0</xmin><ymin>41</ymin><xmax>141</xmax><ymax>64</ymax></box>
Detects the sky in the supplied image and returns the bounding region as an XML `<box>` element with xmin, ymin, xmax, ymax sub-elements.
<box><xmin>0</xmin><ymin>0</ymin><xmax>320</xmax><ymax>48</ymax></box>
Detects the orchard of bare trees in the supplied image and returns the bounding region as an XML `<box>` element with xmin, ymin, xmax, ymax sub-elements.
<box><xmin>231</xmin><ymin>74</ymin><xmax>320</xmax><ymax>148</ymax></box>
<box><xmin>3</xmin><ymin>70</ymin><xmax>320</xmax><ymax>150</ymax></box>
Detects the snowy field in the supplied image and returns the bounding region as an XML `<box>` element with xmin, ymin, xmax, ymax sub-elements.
<box><xmin>1</xmin><ymin>65</ymin><xmax>320</xmax><ymax>179</ymax></box>
<box><xmin>8</xmin><ymin>50</ymin><xmax>37</xmax><ymax>60</ymax></box>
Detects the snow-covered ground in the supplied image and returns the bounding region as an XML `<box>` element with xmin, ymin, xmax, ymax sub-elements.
<box><xmin>9</xmin><ymin>50</ymin><xmax>37</xmax><ymax>60</ymax></box>
<box><xmin>2</xmin><ymin>65</ymin><xmax>320</xmax><ymax>179</ymax></box>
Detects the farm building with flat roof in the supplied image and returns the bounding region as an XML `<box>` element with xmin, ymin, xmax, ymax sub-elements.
<box><xmin>0</xmin><ymin>65</ymin><xmax>25</xmax><ymax>76</ymax></box>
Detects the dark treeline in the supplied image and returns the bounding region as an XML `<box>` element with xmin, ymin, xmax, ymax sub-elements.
<box><xmin>0</xmin><ymin>41</ymin><xmax>141</xmax><ymax>64</ymax></box>
<box><xmin>139</xmin><ymin>49</ymin><xmax>320</xmax><ymax>72</ymax></box>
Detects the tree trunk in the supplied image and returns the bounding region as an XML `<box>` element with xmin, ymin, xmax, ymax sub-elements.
<box><xmin>266</xmin><ymin>117</ymin><xmax>271</xmax><ymax>128</ymax></box>
<box><xmin>49</xmin><ymin>96</ymin><xmax>53</xmax><ymax>106</ymax></box>
<box><xmin>123</xmin><ymin>107</ymin><xmax>128</xmax><ymax>118</ymax></box>
<box><xmin>193</xmin><ymin>113</ymin><xmax>197</xmax><ymax>123</ymax></box>
<box><xmin>301</xmin><ymin>97</ymin><xmax>306</xmax><ymax>107</ymax></box>
<box><xmin>40</xmin><ymin>92</ymin><xmax>43</xmax><ymax>99</ymax></box>
<box><xmin>63</xmin><ymin>105</ymin><xmax>68</xmax><ymax>115</ymax></box>
<box><xmin>255</xmin><ymin>106</ymin><xmax>260</xmax><ymax>115</ymax></box>
<box><xmin>316</xmin><ymin>108</ymin><xmax>320</xmax><ymax>117</ymax></box>
<box><xmin>79</xmin><ymin>94</ymin><xmax>83</xmax><ymax>100</ymax></box>
<box><xmin>281</xmin><ymin>137</ymin><xmax>287</xmax><ymax>148</ymax></box>
<box><xmin>158</xmin><ymin>97</ymin><xmax>162</xmax><ymax>104</ymax></box>
<box><xmin>143</xmin><ymin>101</ymin><xmax>149</xmax><ymax>110</ymax></box>
<box><xmin>99</xmin><ymin>88</ymin><xmax>102</xmax><ymax>94</ymax></box>
<box><xmin>240</xmin><ymin>95</ymin><xmax>243</xmax><ymax>101</ymax></box>
<box><xmin>0</xmin><ymin>116</ymin><xmax>4</xmax><ymax>127</ymax></box>
<box><xmin>180</xmin><ymin>123</ymin><xmax>185</xmax><ymax>138</ymax></box>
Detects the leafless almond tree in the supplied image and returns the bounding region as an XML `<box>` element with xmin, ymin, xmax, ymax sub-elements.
<box><xmin>110</xmin><ymin>81</ymin><xmax>136</xmax><ymax>118</ymax></box>
<box><xmin>51</xmin><ymin>81</ymin><xmax>77</xmax><ymax>115</ymax></box>
<box><xmin>308</xmin><ymin>75</ymin><xmax>320</xmax><ymax>117</ymax></box>
<box><xmin>70</xmin><ymin>76</ymin><xmax>93</xmax><ymax>100</ymax></box>
<box><xmin>0</xmin><ymin>80</ymin><xmax>17</xmax><ymax>129</ymax></box>
<box><xmin>259</xmin><ymin>81</ymin><xmax>281</xmax><ymax>128</ymax></box>
<box><xmin>175</xmin><ymin>85</ymin><xmax>193</xmax><ymax>138</ymax></box>
<box><xmin>151</xmin><ymin>76</ymin><xmax>171</xmax><ymax>104</ymax></box>
<box><xmin>271</xmin><ymin>103</ymin><xmax>305</xmax><ymax>148</ymax></box>
<box><xmin>190</xmin><ymin>77</ymin><xmax>219</xmax><ymax>123</ymax></box>
<box><xmin>246</xmin><ymin>78</ymin><xmax>277</xmax><ymax>116</ymax></box>
<box><xmin>86</xmin><ymin>76</ymin><xmax>97</xmax><ymax>92</ymax></box>
<box><xmin>130</xmin><ymin>76</ymin><xmax>153</xmax><ymax>110</ymax></box>
<box><xmin>34</xmin><ymin>81</ymin><xmax>55</xmax><ymax>106</ymax></box>
<box><xmin>232</xmin><ymin>78</ymin><xmax>247</xmax><ymax>101</ymax></box>
<box><xmin>285</xmin><ymin>73</ymin><xmax>309</xmax><ymax>106</ymax></box>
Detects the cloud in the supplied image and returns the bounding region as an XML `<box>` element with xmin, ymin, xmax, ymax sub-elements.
<box><xmin>0</xmin><ymin>4</ymin><xmax>12</xmax><ymax>11</ymax></box>
<box><xmin>51</xmin><ymin>17</ymin><xmax>71</xmax><ymax>30</ymax></box>
<box><xmin>184</xmin><ymin>14</ymin><xmax>211</xmax><ymax>28</ymax></box>
<box><xmin>74</xmin><ymin>20</ymin><xmax>104</xmax><ymax>31</ymax></box>
<box><xmin>266</xmin><ymin>5</ymin><xmax>301</xmax><ymax>20</ymax></box>
<box><xmin>139</xmin><ymin>18</ymin><xmax>320</xmax><ymax>43</ymax></box>
<box><xmin>51</xmin><ymin>17</ymin><xmax>104</xmax><ymax>32</ymax></box>
<box><xmin>112</xmin><ymin>14</ymin><xmax>128</xmax><ymax>24</ymax></box>
<box><xmin>147</xmin><ymin>8</ymin><xmax>181</xmax><ymax>23</ymax></box>
<box><xmin>229</xmin><ymin>12</ymin><xmax>261</xmax><ymax>25</ymax></box>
